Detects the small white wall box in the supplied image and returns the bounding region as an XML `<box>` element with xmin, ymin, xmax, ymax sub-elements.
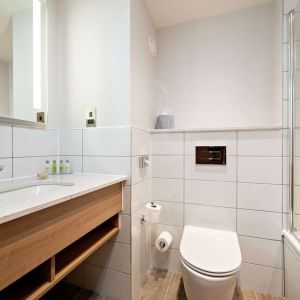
<box><xmin>86</xmin><ymin>107</ymin><xmax>96</xmax><ymax>127</ymax></box>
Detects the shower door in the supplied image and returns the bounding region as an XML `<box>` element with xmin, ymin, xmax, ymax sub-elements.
<box><xmin>289</xmin><ymin>7</ymin><xmax>300</xmax><ymax>237</ymax></box>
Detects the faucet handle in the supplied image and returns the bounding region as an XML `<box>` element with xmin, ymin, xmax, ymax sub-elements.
<box><xmin>0</xmin><ymin>165</ymin><xmax>5</xmax><ymax>172</ymax></box>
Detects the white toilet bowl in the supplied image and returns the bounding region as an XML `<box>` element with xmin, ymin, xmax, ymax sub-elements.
<box><xmin>180</xmin><ymin>226</ymin><xmax>241</xmax><ymax>300</ymax></box>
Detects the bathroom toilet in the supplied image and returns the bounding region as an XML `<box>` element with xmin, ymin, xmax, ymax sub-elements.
<box><xmin>180</xmin><ymin>226</ymin><xmax>241</xmax><ymax>300</ymax></box>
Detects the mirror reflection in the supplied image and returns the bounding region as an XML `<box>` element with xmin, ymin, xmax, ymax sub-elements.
<box><xmin>0</xmin><ymin>0</ymin><xmax>47</xmax><ymax>124</ymax></box>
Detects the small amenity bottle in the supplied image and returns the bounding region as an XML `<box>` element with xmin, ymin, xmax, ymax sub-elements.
<box><xmin>52</xmin><ymin>160</ymin><xmax>57</xmax><ymax>175</ymax></box>
<box><xmin>59</xmin><ymin>160</ymin><xmax>64</xmax><ymax>174</ymax></box>
<box><xmin>64</xmin><ymin>160</ymin><xmax>71</xmax><ymax>174</ymax></box>
<box><xmin>44</xmin><ymin>160</ymin><xmax>51</xmax><ymax>174</ymax></box>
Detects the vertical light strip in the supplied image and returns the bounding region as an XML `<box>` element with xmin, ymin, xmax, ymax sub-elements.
<box><xmin>33</xmin><ymin>0</ymin><xmax>41</xmax><ymax>110</ymax></box>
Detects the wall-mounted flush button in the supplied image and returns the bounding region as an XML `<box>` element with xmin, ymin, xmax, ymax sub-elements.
<box><xmin>196</xmin><ymin>146</ymin><xmax>226</xmax><ymax>165</ymax></box>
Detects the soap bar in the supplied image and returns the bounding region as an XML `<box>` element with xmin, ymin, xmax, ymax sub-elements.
<box><xmin>36</xmin><ymin>172</ymin><xmax>49</xmax><ymax>180</ymax></box>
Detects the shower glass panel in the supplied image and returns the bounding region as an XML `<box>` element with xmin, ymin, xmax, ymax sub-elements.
<box><xmin>290</xmin><ymin>7</ymin><xmax>300</xmax><ymax>236</ymax></box>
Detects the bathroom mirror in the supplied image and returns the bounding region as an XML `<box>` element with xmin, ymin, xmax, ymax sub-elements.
<box><xmin>0</xmin><ymin>0</ymin><xmax>47</xmax><ymax>127</ymax></box>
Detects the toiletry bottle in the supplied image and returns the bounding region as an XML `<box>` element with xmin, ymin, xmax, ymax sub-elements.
<box><xmin>59</xmin><ymin>160</ymin><xmax>64</xmax><ymax>174</ymax></box>
<box><xmin>52</xmin><ymin>160</ymin><xmax>57</xmax><ymax>175</ymax></box>
<box><xmin>44</xmin><ymin>160</ymin><xmax>51</xmax><ymax>174</ymax></box>
<box><xmin>64</xmin><ymin>160</ymin><xmax>71</xmax><ymax>174</ymax></box>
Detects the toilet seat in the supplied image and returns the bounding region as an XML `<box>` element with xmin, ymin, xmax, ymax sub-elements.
<box><xmin>180</xmin><ymin>226</ymin><xmax>241</xmax><ymax>278</ymax></box>
<box><xmin>181</xmin><ymin>256</ymin><xmax>239</xmax><ymax>278</ymax></box>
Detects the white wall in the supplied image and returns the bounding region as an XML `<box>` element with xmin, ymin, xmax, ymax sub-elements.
<box><xmin>0</xmin><ymin>61</ymin><xmax>9</xmax><ymax>116</ymax></box>
<box><xmin>130</xmin><ymin>0</ymin><xmax>157</xmax><ymax>129</ymax></box>
<box><xmin>54</xmin><ymin>0</ymin><xmax>130</xmax><ymax>129</ymax></box>
<box><xmin>156</xmin><ymin>1</ymin><xmax>282</xmax><ymax>129</ymax></box>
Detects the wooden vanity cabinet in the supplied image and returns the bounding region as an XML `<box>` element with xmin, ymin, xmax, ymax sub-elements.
<box><xmin>0</xmin><ymin>182</ymin><xmax>122</xmax><ymax>299</ymax></box>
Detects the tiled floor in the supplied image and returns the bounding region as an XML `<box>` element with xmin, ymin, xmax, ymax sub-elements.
<box><xmin>42</xmin><ymin>270</ymin><xmax>284</xmax><ymax>300</ymax></box>
<box><xmin>135</xmin><ymin>269</ymin><xmax>285</xmax><ymax>300</ymax></box>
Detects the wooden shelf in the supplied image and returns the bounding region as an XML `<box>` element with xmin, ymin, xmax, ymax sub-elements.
<box><xmin>0</xmin><ymin>216</ymin><xmax>119</xmax><ymax>300</ymax></box>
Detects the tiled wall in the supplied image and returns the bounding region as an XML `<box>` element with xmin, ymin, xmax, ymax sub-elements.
<box><xmin>0</xmin><ymin>125</ymin><xmax>59</xmax><ymax>179</ymax></box>
<box><xmin>150</xmin><ymin>129</ymin><xmax>284</xmax><ymax>296</ymax></box>
<box><xmin>285</xmin><ymin>237</ymin><xmax>300</xmax><ymax>299</ymax></box>
<box><xmin>58</xmin><ymin>127</ymin><xmax>151</xmax><ymax>300</ymax></box>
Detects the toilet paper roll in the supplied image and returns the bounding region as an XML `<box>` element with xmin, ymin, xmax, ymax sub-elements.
<box><xmin>155</xmin><ymin>231</ymin><xmax>173</xmax><ymax>252</ymax></box>
<box><xmin>146</xmin><ymin>202</ymin><xmax>162</xmax><ymax>223</ymax></box>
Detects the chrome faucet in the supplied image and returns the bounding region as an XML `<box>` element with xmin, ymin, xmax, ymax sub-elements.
<box><xmin>0</xmin><ymin>165</ymin><xmax>5</xmax><ymax>172</ymax></box>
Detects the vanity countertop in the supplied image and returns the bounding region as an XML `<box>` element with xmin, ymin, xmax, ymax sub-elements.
<box><xmin>0</xmin><ymin>173</ymin><xmax>127</xmax><ymax>225</ymax></box>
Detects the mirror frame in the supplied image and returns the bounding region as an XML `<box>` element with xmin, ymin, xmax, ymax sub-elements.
<box><xmin>0</xmin><ymin>116</ymin><xmax>46</xmax><ymax>128</ymax></box>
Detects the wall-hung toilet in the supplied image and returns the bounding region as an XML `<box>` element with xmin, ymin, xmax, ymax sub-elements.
<box><xmin>180</xmin><ymin>226</ymin><xmax>241</xmax><ymax>300</ymax></box>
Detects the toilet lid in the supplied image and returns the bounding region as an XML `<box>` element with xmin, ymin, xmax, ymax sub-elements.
<box><xmin>180</xmin><ymin>226</ymin><xmax>241</xmax><ymax>275</ymax></box>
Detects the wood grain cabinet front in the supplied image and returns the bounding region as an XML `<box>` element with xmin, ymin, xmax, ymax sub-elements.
<box><xmin>0</xmin><ymin>182</ymin><xmax>122</xmax><ymax>299</ymax></box>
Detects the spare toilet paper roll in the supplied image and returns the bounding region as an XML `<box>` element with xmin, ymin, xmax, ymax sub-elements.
<box><xmin>155</xmin><ymin>231</ymin><xmax>173</xmax><ymax>252</ymax></box>
<box><xmin>146</xmin><ymin>202</ymin><xmax>162</xmax><ymax>223</ymax></box>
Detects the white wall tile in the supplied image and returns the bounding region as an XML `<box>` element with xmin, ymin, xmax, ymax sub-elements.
<box><xmin>132</xmin><ymin>227</ymin><xmax>151</xmax><ymax>270</ymax></box>
<box><xmin>0</xmin><ymin>158</ymin><xmax>12</xmax><ymax>179</ymax></box>
<box><xmin>132</xmin><ymin>261</ymin><xmax>147</xmax><ymax>300</ymax></box>
<box><xmin>132</xmin><ymin>156</ymin><xmax>150</xmax><ymax>184</ymax></box>
<box><xmin>0</xmin><ymin>125</ymin><xmax>12</xmax><ymax>158</ymax></box>
<box><xmin>294</xmin><ymin>157</ymin><xmax>300</xmax><ymax>185</ymax></box>
<box><xmin>285</xmin><ymin>242</ymin><xmax>300</xmax><ymax>297</ymax></box>
<box><xmin>132</xmin><ymin>128</ymin><xmax>150</xmax><ymax>156</ymax></box>
<box><xmin>283</xmin><ymin>71</ymin><xmax>289</xmax><ymax>100</ymax></box>
<box><xmin>83</xmin><ymin>265</ymin><xmax>131</xmax><ymax>300</ymax></box>
<box><xmin>83</xmin><ymin>156</ymin><xmax>131</xmax><ymax>184</ymax></box>
<box><xmin>237</xmin><ymin>156</ymin><xmax>282</xmax><ymax>184</ymax></box>
<box><xmin>283</xmin><ymin>129</ymin><xmax>289</xmax><ymax>156</ymax></box>
<box><xmin>283</xmin><ymin>14</ymin><xmax>290</xmax><ymax>44</ymax></box>
<box><xmin>13</xmin><ymin>156</ymin><xmax>58</xmax><ymax>177</ymax></box>
<box><xmin>111</xmin><ymin>214</ymin><xmax>131</xmax><ymax>244</ymax></box>
<box><xmin>283</xmin><ymin>42</ymin><xmax>290</xmax><ymax>72</ymax></box>
<box><xmin>284</xmin><ymin>0</ymin><xmax>299</xmax><ymax>14</ymax></box>
<box><xmin>286</xmin><ymin>273</ymin><xmax>300</xmax><ymax>300</ymax></box>
<box><xmin>283</xmin><ymin>185</ymin><xmax>289</xmax><ymax>213</ymax></box>
<box><xmin>131</xmin><ymin>179</ymin><xmax>150</xmax><ymax>213</ymax></box>
<box><xmin>283</xmin><ymin>156</ymin><xmax>290</xmax><ymax>185</ymax></box>
<box><xmin>59</xmin><ymin>129</ymin><xmax>82</xmax><ymax>156</ymax></box>
<box><xmin>13</xmin><ymin>128</ymin><xmax>58</xmax><ymax>157</ymax></box>
<box><xmin>151</xmin><ymin>133</ymin><xmax>184</xmax><ymax>155</ymax></box>
<box><xmin>86</xmin><ymin>241</ymin><xmax>131</xmax><ymax>273</ymax></box>
<box><xmin>185</xmin><ymin>131</ymin><xmax>237</xmax><ymax>155</ymax></box>
<box><xmin>64</xmin><ymin>265</ymin><xmax>84</xmax><ymax>288</ymax></box>
<box><xmin>185</xmin><ymin>180</ymin><xmax>236</xmax><ymax>208</ymax></box>
<box><xmin>238</xmin><ymin>263</ymin><xmax>283</xmax><ymax>296</ymax></box>
<box><xmin>237</xmin><ymin>209</ymin><xmax>282</xmax><ymax>240</ymax></box>
<box><xmin>283</xmin><ymin>99</ymin><xmax>289</xmax><ymax>129</ymax></box>
<box><xmin>152</xmin><ymin>156</ymin><xmax>183</xmax><ymax>179</ymax></box>
<box><xmin>185</xmin><ymin>155</ymin><xmax>236</xmax><ymax>182</ymax></box>
<box><xmin>155</xmin><ymin>201</ymin><xmax>184</xmax><ymax>226</ymax></box>
<box><xmin>150</xmin><ymin>246</ymin><xmax>181</xmax><ymax>272</ymax></box>
<box><xmin>239</xmin><ymin>236</ymin><xmax>283</xmax><ymax>268</ymax></box>
<box><xmin>238</xmin><ymin>130</ymin><xmax>282</xmax><ymax>157</ymax></box>
<box><xmin>83</xmin><ymin>127</ymin><xmax>131</xmax><ymax>156</ymax></box>
<box><xmin>122</xmin><ymin>185</ymin><xmax>131</xmax><ymax>215</ymax></box>
<box><xmin>131</xmin><ymin>206</ymin><xmax>147</xmax><ymax>241</ymax></box>
<box><xmin>151</xmin><ymin>224</ymin><xmax>183</xmax><ymax>250</ymax></box>
<box><xmin>237</xmin><ymin>183</ymin><xmax>282</xmax><ymax>212</ymax></box>
<box><xmin>59</xmin><ymin>156</ymin><xmax>83</xmax><ymax>173</ymax></box>
<box><xmin>185</xmin><ymin>204</ymin><xmax>236</xmax><ymax>231</ymax></box>
<box><xmin>152</xmin><ymin>178</ymin><xmax>184</xmax><ymax>203</ymax></box>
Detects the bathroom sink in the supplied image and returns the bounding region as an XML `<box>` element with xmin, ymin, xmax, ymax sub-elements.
<box><xmin>0</xmin><ymin>181</ymin><xmax>74</xmax><ymax>195</ymax></box>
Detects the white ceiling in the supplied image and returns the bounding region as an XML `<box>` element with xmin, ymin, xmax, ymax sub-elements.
<box><xmin>0</xmin><ymin>0</ymin><xmax>32</xmax><ymax>62</ymax></box>
<box><xmin>144</xmin><ymin>0</ymin><xmax>275</xmax><ymax>28</ymax></box>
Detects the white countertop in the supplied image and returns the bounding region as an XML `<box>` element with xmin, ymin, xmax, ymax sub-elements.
<box><xmin>0</xmin><ymin>173</ymin><xmax>127</xmax><ymax>225</ymax></box>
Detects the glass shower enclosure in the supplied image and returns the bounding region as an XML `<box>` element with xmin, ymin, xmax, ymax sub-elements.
<box><xmin>288</xmin><ymin>7</ymin><xmax>300</xmax><ymax>239</ymax></box>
